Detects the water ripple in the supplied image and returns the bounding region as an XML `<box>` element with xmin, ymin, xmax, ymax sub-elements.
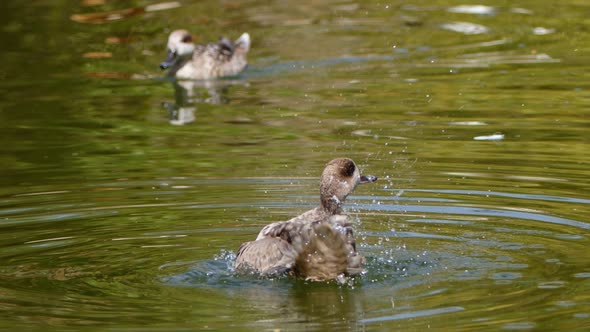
<box><xmin>359</xmin><ymin>306</ymin><xmax>465</xmax><ymax>324</ymax></box>
<box><xmin>357</xmin><ymin>203</ymin><xmax>590</xmax><ymax>230</ymax></box>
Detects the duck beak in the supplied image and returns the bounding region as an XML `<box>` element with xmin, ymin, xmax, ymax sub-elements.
<box><xmin>359</xmin><ymin>175</ymin><xmax>377</xmax><ymax>184</ymax></box>
<box><xmin>160</xmin><ymin>50</ymin><xmax>176</xmax><ymax>69</ymax></box>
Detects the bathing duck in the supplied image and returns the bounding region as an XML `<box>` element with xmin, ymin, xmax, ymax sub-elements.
<box><xmin>235</xmin><ymin>158</ymin><xmax>377</xmax><ymax>281</ymax></box>
<box><xmin>160</xmin><ymin>29</ymin><xmax>250</xmax><ymax>80</ymax></box>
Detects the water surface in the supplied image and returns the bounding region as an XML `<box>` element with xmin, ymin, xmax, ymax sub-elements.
<box><xmin>0</xmin><ymin>0</ymin><xmax>589</xmax><ymax>330</ymax></box>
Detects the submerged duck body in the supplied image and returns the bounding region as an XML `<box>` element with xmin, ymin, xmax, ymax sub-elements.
<box><xmin>160</xmin><ymin>29</ymin><xmax>250</xmax><ymax>80</ymax></box>
<box><xmin>235</xmin><ymin>158</ymin><xmax>377</xmax><ymax>281</ymax></box>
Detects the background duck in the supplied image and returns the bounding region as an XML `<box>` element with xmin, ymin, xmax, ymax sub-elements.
<box><xmin>160</xmin><ymin>29</ymin><xmax>250</xmax><ymax>80</ymax></box>
<box><xmin>235</xmin><ymin>158</ymin><xmax>377</xmax><ymax>281</ymax></box>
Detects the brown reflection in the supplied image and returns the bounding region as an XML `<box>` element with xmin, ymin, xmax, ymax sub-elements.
<box><xmin>83</xmin><ymin>72</ymin><xmax>134</xmax><ymax>79</ymax></box>
<box><xmin>163</xmin><ymin>79</ymin><xmax>248</xmax><ymax>125</ymax></box>
<box><xmin>71</xmin><ymin>7</ymin><xmax>145</xmax><ymax>24</ymax></box>
<box><xmin>81</xmin><ymin>0</ymin><xmax>105</xmax><ymax>6</ymax></box>
<box><xmin>82</xmin><ymin>51</ymin><xmax>112</xmax><ymax>59</ymax></box>
<box><xmin>105</xmin><ymin>36</ymin><xmax>134</xmax><ymax>44</ymax></box>
<box><xmin>71</xmin><ymin>1</ymin><xmax>180</xmax><ymax>24</ymax></box>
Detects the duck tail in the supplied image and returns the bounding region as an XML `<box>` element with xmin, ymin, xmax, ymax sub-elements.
<box><xmin>235</xmin><ymin>33</ymin><xmax>250</xmax><ymax>52</ymax></box>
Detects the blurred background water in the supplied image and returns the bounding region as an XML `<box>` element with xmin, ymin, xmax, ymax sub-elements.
<box><xmin>0</xmin><ymin>0</ymin><xmax>589</xmax><ymax>330</ymax></box>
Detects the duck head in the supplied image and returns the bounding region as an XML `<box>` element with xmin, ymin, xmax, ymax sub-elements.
<box><xmin>319</xmin><ymin>158</ymin><xmax>377</xmax><ymax>213</ymax></box>
<box><xmin>160</xmin><ymin>30</ymin><xmax>195</xmax><ymax>70</ymax></box>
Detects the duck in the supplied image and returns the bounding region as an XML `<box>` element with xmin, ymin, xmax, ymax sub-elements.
<box><xmin>235</xmin><ymin>158</ymin><xmax>377</xmax><ymax>281</ymax></box>
<box><xmin>160</xmin><ymin>29</ymin><xmax>250</xmax><ymax>80</ymax></box>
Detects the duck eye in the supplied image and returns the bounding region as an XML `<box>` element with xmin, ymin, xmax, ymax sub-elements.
<box><xmin>181</xmin><ymin>35</ymin><xmax>193</xmax><ymax>43</ymax></box>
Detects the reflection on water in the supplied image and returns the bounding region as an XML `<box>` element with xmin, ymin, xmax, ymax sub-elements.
<box><xmin>1</xmin><ymin>0</ymin><xmax>590</xmax><ymax>330</ymax></box>
<box><xmin>163</xmin><ymin>79</ymin><xmax>249</xmax><ymax>125</ymax></box>
<box><xmin>70</xmin><ymin>1</ymin><xmax>181</xmax><ymax>24</ymax></box>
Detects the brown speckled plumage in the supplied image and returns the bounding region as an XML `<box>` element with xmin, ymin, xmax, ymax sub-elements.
<box><xmin>234</xmin><ymin>158</ymin><xmax>377</xmax><ymax>281</ymax></box>
<box><xmin>160</xmin><ymin>30</ymin><xmax>250</xmax><ymax>80</ymax></box>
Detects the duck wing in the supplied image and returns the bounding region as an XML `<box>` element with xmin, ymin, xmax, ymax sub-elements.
<box><xmin>295</xmin><ymin>218</ymin><xmax>351</xmax><ymax>280</ymax></box>
<box><xmin>329</xmin><ymin>215</ymin><xmax>366</xmax><ymax>274</ymax></box>
<box><xmin>218</xmin><ymin>37</ymin><xmax>235</xmax><ymax>55</ymax></box>
<box><xmin>192</xmin><ymin>37</ymin><xmax>235</xmax><ymax>62</ymax></box>
<box><xmin>237</xmin><ymin>216</ymin><xmax>317</xmax><ymax>276</ymax></box>
<box><xmin>255</xmin><ymin>213</ymin><xmax>365</xmax><ymax>278</ymax></box>
<box><xmin>235</xmin><ymin>237</ymin><xmax>298</xmax><ymax>276</ymax></box>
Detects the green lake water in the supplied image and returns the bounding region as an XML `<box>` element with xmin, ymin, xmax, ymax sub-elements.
<box><xmin>1</xmin><ymin>0</ymin><xmax>589</xmax><ymax>330</ymax></box>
